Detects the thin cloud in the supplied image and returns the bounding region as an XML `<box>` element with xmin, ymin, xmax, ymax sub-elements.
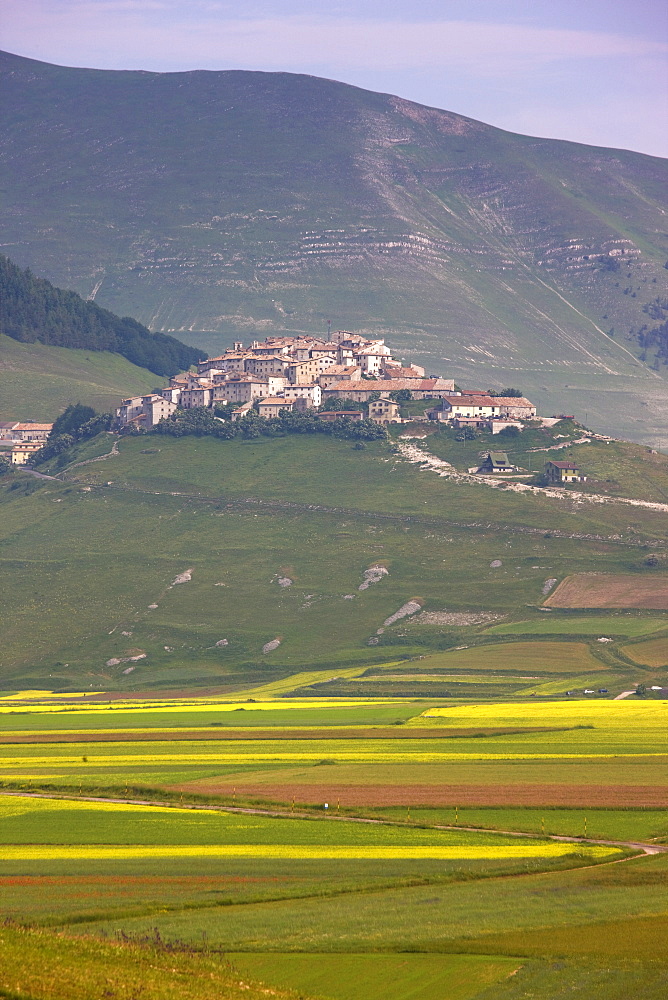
<box><xmin>3</xmin><ymin>7</ymin><xmax>666</xmax><ymax>73</ymax></box>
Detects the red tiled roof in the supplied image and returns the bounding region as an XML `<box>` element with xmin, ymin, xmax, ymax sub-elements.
<box><xmin>324</xmin><ymin>379</ymin><xmax>435</xmax><ymax>393</ymax></box>
<box><xmin>444</xmin><ymin>395</ymin><xmax>534</xmax><ymax>407</ymax></box>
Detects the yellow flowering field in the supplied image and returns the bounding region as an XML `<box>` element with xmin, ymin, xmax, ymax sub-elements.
<box><xmin>418</xmin><ymin>699</ymin><xmax>667</xmax><ymax>733</ymax></box>
<box><xmin>0</xmin><ymin>844</ymin><xmax>619</xmax><ymax>861</ymax></box>
<box><xmin>0</xmin><ymin>696</ymin><xmax>398</xmax><ymax>716</ymax></box>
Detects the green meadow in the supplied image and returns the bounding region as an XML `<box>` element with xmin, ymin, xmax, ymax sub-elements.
<box><xmin>487</xmin><ymin>615</ymin><xmax>667</xmax><ymax>636</ymax></box>
<box><xmin>417</xmin><ymin>421</ymin><xmax>668</xmax><ymax>504</ymax></box>
<box><xmin>229</xmin><ymin>953</ymin><xmax>520</xmax><ymax>1000</ymax></box>
<box><xmin>1</xmin><ymin>432</ymin><xmax>665</xmax><ymax>693</ymax></box>
<box><xmin>0</xmin><ymin>333</ymin><xmax>157</xmax><ymax>420</ymax></box>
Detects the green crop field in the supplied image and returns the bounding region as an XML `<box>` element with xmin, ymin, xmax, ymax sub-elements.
<box><xmin>72</xmin><ymin>857</ymin><xmax>667</xmax><ymax>952</ymax></box>
<box><xmin>1</xmin><ymin>690</ymin><xmax>666</xmax><ymax>999</ymax></box>
<box><xmin>229</xmin><ymin>953</ymin><xmax>520</xmax><ymax>1000</ymax></box>
<box><xmin>0</xmin><ymin>333</ymin><xmax>157</xmax><ymax>420</ymax></box>
<box><xmin>622</xmin><ymin>636</ymin><xmax>668</xmax><ymax>667</ymax></box>
<box><xmin>0</xmin><ymin>924</ymin><xmax>298</xmax><ymax>1000</ymax></box>
<box><xmin>487</xmin><ymin>615</ymin><xmax>667</xmax><ymax>636</ymax></box>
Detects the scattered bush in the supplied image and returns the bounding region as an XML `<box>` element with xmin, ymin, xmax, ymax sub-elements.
<box><xmin>33</xmin><ymin>405</ymin><xmax>113</xmax><ymax>464</ymax></box>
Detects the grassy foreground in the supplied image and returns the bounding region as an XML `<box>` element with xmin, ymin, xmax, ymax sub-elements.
<box><xmin>0</xmin><ymin>924</ymin><xmax>299</xmax><ymax>1000</ymax></box>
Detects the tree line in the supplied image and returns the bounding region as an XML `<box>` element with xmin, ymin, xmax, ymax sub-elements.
<box><xmin>0</xmin><ymin>255</ymin><xmax>204</xmax><ymax>377</ymax></box>
<box><xmin>152</xmin><ymin>406</ymin><xmax>386</xmax><ymax>442</ymax></box>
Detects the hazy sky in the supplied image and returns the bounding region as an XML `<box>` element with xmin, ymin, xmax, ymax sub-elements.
<box><xmin>3</xmin><ymin>0</ymin><xmax>667</xmax><ymax>156</ymax></box>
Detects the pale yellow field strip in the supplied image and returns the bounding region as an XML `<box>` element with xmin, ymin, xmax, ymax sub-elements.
<box><xmin>0</xmin><ymin>698</ymin><xmax>403</xmax><ymax>716</ymax></box>
<box><xmin>0</xmin><ymin>795</ymin><xmax>196</xmax><ymax>817</ymax></box>
<box><xmin>1</xmin><ymin>751</ymin><xmax>665</xmax><ymax>770</ymax></box>
<box><xmin>0</xmin><ymin>691</ymin><xmax>98</xmax><ymax>701</ymax></box>
<box><xmin>0</xmin><ymin>844</ymin><xmax>620</xmax><ymax>861</ymax></box>
<box><xmin>231</xmin><ymin>666</ymin><xmax>391</xmax><ymax>700</ymax></box>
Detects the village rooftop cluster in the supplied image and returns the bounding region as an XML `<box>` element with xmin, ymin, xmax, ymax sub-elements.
<box><xmin>1</xmin><ymin>332</ymin><xmax>586</xmax><ymax>483</ymax></box>
<box><xmin>116</xmin><ymin>330</ymin><xmax>538</xmax><ymax>427</ymax></box>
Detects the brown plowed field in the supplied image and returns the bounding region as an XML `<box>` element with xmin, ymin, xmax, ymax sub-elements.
<box><xmin>173</xmin><ymin>781</ymin><xmax>668</xmax><ymax>808</ymax></box>
<box><xmin>0</xmin><ymin>727</ymin><xmax>558</xmax><ymax>744</ymax></box>
<box><xmin>545</xmin><ymin>574</ymin><xmax>668</xmax><ymax>609</ymax></box>
<box><xmin>622</xmin><ymin>636</ymin><xmax>668</xmax><ymax>667</ymax></box>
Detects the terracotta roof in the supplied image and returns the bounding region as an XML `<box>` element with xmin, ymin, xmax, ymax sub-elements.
<box><xmin>15</xmin><ymin>423</ymin><xmax>52</xmax><ymax>431</ymax></box>
<box><xmin>381</xmin><ymin>368</ymin><xmax>423</xmax><ymax>378</ymax></box>
<box><xmin>324</xmin><ymin>379</ymin><xmax>442</xmax><ymax>393</ymax></box>
<box><xmin>258</xmin><ymin>396</ymin><xmax>294</xmax><ymax>406</ymax></box>
<box><xmin>442</xmin><ymin>395</ymin><xmax>497</xmax><ymax>407</ymax></box>
<box><xmin>444</xmin><ymin>395</ymin><xmax>532</xmax><ymax>407</ymax></box>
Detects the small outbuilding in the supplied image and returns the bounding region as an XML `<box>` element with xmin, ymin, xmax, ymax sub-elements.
<box><xmin>476</xmin><ymin>451</ymin><xmax>515</xmax><ymax>474</ymax></box>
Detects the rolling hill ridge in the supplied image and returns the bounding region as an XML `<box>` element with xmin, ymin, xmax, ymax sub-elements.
<box><xmin>2</xmin><ymin>51</ymin><xmax>667</xmax><ymax>443</ymax></box>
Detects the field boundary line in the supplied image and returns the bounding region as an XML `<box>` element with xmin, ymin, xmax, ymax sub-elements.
<box><xmin>2</xmin><ymin>790</ymin><xmax>664</xmax><ymax>857</ymax></box>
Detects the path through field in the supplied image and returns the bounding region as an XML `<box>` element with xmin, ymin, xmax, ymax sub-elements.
<box><xmin>3</xmin><ymin>790</ymin><xmax>665</xmax><ymax>859</ymax></box>
<box><xmin>395</xmin><ymin>440</ymin><xmax>668</xmax><ymax>513</ymax></box>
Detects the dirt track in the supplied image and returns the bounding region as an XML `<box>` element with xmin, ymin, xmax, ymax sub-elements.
<box><xmin>396</xmin><ymin>440</ymin><xmax>668</xmax><ymax>514</ymax></box>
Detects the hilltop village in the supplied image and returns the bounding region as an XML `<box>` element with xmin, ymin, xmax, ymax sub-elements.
<box><xmin>2</xmin><ymin>331</ymin><xmax>588</xmax><ymax>482</ymax></box>
<box><xmin>117</xmin><ymin>331</ymin><xmax>537</xmax><ymax>424</ymax></box>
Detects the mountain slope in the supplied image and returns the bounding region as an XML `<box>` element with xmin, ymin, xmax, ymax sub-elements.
<box><xmin>0</xmin><ymin>334</ymin><xmax>158</xmax><ymax>420</ymax></box>
<box><xmin>2</xmin><ymin>51</ymin><xmax>667</xmax><ymax>443</ymax></box>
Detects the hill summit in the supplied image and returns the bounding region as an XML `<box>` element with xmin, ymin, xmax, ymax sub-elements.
<box><xmin>2</xmin><ymin>50</ymin><xmax>667</xmax><ymax>444</ymax></box>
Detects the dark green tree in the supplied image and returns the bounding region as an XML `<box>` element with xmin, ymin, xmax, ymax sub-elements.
<box><xmin>0</xmin><ymin>254</ymin><xmax>204</xmax><ymax>377</ymax></box>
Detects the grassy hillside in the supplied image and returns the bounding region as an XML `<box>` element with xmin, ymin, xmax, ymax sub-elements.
<box><xmin>409</xmin><ymin>419</ymin><xmax>668</xmax><ymax>503</ymax></box>
<box><xmin>2</xmin><ymin>51</ymin><xmax>667</xmax><ymax>445</ymax></box>
<box><xmin>0</xmin><ymin>433</ymin><xmax>665</xmax><ymax>689</ymax></box>
<box><xmin>0</xmin><ymin>334</ymin><xmax>157</xmax><ymax>419</ymax></box>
